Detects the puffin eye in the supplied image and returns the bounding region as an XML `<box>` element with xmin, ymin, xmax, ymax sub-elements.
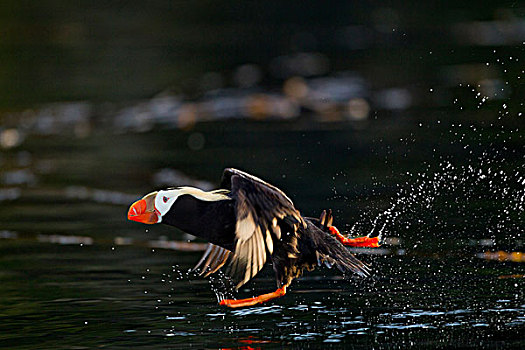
<box><xmin>163</xmin><ymin>196</ymin><xmax>169</xmax><ymax>203</ymax></box>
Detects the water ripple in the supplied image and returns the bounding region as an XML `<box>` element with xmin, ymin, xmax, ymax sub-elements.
<box><xmin>230</xmin><ymin>305</ymin><xmax>282</xmax><ymax>316</ymax></box>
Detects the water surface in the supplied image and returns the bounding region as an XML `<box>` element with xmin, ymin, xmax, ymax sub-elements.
<box><xmin>1</xmin><ymin>119</ymin><xmax>524</xmax><ymax>349</ymax></box>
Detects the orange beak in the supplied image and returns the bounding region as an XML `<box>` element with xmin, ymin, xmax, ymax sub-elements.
<box><xmin>127</xmin><ymin>192</ymin><xmax>159</xmax><ymax>224</ymax></box>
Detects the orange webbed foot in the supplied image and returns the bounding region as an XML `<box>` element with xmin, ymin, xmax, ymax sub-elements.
<box><xmin>328</xmin><ymin>226</ymin><xmax>380</xmax><ymax>248</ymax></box>
<box><xmin>219</xmin><ymin>286</ymin><xmax>287</xmax><ymax>308</ymax></box>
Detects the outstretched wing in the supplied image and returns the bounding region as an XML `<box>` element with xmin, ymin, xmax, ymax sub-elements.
<box><xmin>193</xmin><ymin>243</ymin><xmax>232</xmax><ymax>277</ymax></box>
<box><xmin>221</xmin><ymin>168</ymin><xmax>305</xmax><ymax>289</ymax></box>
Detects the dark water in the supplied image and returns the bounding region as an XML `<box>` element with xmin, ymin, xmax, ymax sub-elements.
<box><xmin>1</xmin><ymin>1</ymin><xmax>525</xmax><ymax>349</ymax></box>
<box><xmin>1</xmin><ymin>239</ymin><xmax>524</xmax><ymax>349</ymax></box>
<box><xmin>0</xmin><ymin>120</ymin><xmax>524</xmax><ymax>349</ymax></box>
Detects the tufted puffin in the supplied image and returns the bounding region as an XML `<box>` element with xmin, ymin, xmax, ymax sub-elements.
<box><xmin>127</xmin><ymin>168</ymin><xmax>379</xmax><ymax>308</ymax></box>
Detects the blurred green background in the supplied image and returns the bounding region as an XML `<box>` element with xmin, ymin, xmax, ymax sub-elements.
<box><xmin>0</xmin><ymin>1</ymin><xmax>523</xmax><ymax>108</ymax></box>
<box><xmin>0</xmin><ymin>0</ymin><xmax>522</xmax><ymax>241</ymax></box>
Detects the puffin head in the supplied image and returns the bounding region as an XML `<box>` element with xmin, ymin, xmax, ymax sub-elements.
<box><xmin>127</xmin><ymin>188</ymin><xmax>186</xmax><ymax>224</ymax></box>
<box><xmin>127</xmin><ymin>187</ymin><xmax>230</xmax><ymax>225</ymax></box>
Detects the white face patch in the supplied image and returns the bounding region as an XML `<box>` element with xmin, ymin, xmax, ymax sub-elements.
<box><xmin>153</xmin><ymin>187</ymin><xmax>231</xmax><ymax>222</ymax></box>
<box><xmin>154</xmin><ymin>189</ymin><xmax>184</xmax><ymax>221</ymax></box>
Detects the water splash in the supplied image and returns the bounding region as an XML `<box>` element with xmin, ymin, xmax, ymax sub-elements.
<box><xmin>208</xmin><ymin>271</ymin><xmax>236</xmax><ymax>303</ymax></box>
<box><xmin>354</xmin><ymin>147</ymin><xmax>524</xmax><ymax>249</ymax></box>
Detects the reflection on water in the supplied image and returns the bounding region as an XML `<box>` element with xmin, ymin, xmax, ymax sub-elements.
<box><xmin>0</xmin><ymin>238</ymin><xmax>523</xmax><ymax>348</ymax></box>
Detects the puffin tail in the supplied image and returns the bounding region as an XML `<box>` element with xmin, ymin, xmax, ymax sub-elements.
<box><xmin>309</xmin><ymin>221</ymin><xmax>371</xmax><ymax>278</ymax></box>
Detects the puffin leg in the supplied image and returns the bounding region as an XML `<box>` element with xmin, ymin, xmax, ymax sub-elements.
<box><xmin>219</xmin><ymin>286</ymin><xmax>287</xmax><ymax>308</ymax></box>
<box><xmin>328</xmin><ymin>226</ymin><xmax>380</xmax><ymax>248</ymax></box>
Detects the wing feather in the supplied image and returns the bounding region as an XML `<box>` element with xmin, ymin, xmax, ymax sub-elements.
<box><xmin>192</xmin><ymin>244</ymin><xmax>213</xmax><ymax>272</ymax></box>
<box><xmin>221</xmin><ymin>168</ymin><xmax>304</xmax><ymax>289</ymax></box>
<box><xmin>203</xmin><ymin>249</ymin><xmax>229</xmax><ymax>277</ymax></box>
<box><xmin>192</xmin><ymin>243</ymin><xmax>232</xmax><ymax>277</ymax></box>
<box><xmin>265</xmin><ymin>229</ymin><xmax>274</xmax><ymax>255</ymax></box>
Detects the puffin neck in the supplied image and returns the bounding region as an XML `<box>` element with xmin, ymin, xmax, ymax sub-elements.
<box><xmin>161</xmin><ymin>194</ymin><xmax>235</xmax><ymax>244</ymax></box>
